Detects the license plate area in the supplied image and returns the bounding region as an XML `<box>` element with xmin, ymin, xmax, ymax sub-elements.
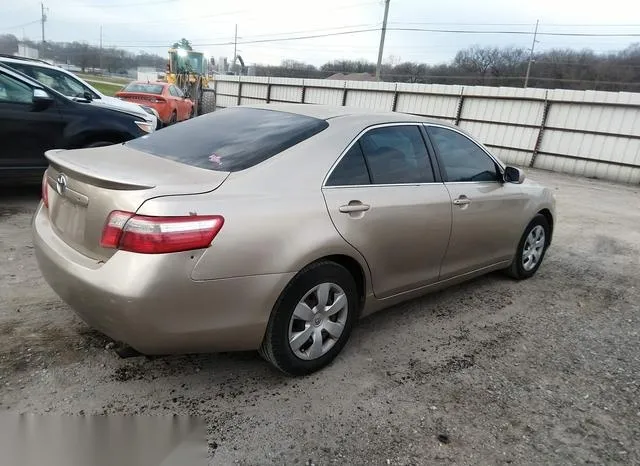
<box><xmin>50</xmin><ymin>192</ymin><xmax>88</xmax><ymax>248</ymax></box>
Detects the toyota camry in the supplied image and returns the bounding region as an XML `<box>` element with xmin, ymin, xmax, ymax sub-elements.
<box><xmin>33</xmin><ymin>104</ymin><xmax>556</xmax><ymax>375</ymax></box>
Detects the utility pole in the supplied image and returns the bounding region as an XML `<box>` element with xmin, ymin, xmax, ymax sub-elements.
<box><xmin>233</xmin><ymin>24</ymin><xmax>238</xmax><ymax>74</ymax></box>
<box><xmin>40</xmin><ymin>2</ymin><xmax>47</xmax><ymax>57</ymax></box>
<box><xmin>99</xmin><ymin>26</ymin><xmax>103</xmax><ymax>71</ymax></box>
<box><xmin>375</xmin><ymin>0</ymin><xmax>390</xmax><ymax>81</ymax></box>
<box><xmin>524</xmin><ymin>19</ymin><xmax>539</xmax><ymax>88</ymax></box>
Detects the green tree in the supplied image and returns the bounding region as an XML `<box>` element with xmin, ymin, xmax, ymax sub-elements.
<box><xmin>172</xmin><ymin>38</ymin><xmax>193</xmax><ymax>50</ymax></box>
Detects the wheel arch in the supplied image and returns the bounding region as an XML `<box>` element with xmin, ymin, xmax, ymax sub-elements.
<box><xmin>537</xmin><ymin>208</ymin><xmax>554</xmax><ymax>244</ymax></box>
<box><xmin>69</xmin><ymin>130</ymin><xmax>131</xmax><ymax>148</ymax></box>
<box><xmin>319</xmin><ymin>254</ymin><xmax>367</xmax><ymax>313</ymax></box>
<box><xmin>273</xmin><ymin>252</ymin><xmax>370</xmax><ymax>317</ymax></box>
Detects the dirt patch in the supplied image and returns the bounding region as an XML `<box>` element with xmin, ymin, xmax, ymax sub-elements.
<box><xmin>112</xmin><ymin>365</ymin><xmax>147</xmax><ymax>382</ymax></box>
<box><xmin>1</xmin><ymin>169</ymin><xmax>639</xmax><ymax>465</ymax></box>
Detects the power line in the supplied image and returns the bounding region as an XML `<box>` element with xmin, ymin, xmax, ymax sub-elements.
<box><xmin>107</xmin><ymin>28</ymin><xmax>382</xmax><ymax>48</ymax></box>
<box><xmin>389</xmin><ymin>21</ymin><xmax>640</xmax><ymax>27</ymax></box>
<box><xmin>533</xmin><ymin>61</ymin><xmax>640</xmax><ymax>68</ymax></box>
<box><xmin>0</xmin><ymin>20</ymin><xmax>41</xmax><ymax>31</ymax></box>
<box><xmin>387</xmin><ymin>27</ymin><xmax>640</xmax><ymax>37</ymax></box>
<box><xmin>105</xmin><ymin>23</ymin><xmax>382</xmax><ymax>45</ymax></box>
<box><xmin>199</xmin><ymin>27</ymin><xmax>382</xmax><ymax>45</ymax></box>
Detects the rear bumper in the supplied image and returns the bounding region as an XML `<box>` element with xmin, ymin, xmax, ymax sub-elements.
<box><xmin>121</xmin><ymin>98</ymin><xmax>171</xmax><ymax>124</ymax></box>
<box><xmin>32</xmin><ymin>203</ymin><xmax>294</xmax><ymax>354</ymax></box>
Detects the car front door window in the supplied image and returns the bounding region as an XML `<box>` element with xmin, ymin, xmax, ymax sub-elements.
<box><xmin>0</xmin><ymin>73</ymin><xmax>33</xmax><ymax>104</ymax></box>
<box><xmin>427</xmin><ymin>126</ymin><xmax>500</xmax><ymax>182</ymax></box>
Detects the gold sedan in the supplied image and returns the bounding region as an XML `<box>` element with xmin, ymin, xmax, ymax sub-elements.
<box><xmin>33</xmin><ymin>104</ymin><xmax>555</xmax><ymax>375</ymax></box>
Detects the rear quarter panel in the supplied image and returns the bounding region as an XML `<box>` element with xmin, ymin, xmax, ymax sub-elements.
<box><xmin>134</xmin><ymin>118</ymin><xmax>375</xmax><ymax>288</ymax></box>
<box><xmin>136</xmin><ymin>186</ymin><xmax>370</xmax><ymax>282</ymax></box>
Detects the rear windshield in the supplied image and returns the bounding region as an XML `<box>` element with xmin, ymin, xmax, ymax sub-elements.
<box><xmin>123</xmin><ymin>83</ymin><xmax>164</xmax><ymax>94</ymax></box>
<box><xmin>125</xmin><ymin>107</ymin><xmax>329</xmax><ymax>172</ymax></box>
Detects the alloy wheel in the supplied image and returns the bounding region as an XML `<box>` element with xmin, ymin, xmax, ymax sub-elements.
<box><xmin>522</xmin><ymin>225</ymin><xmax>546</xmax><ymax>271</ymax></box>
<box><xmin>288</xmin><ymin>283</ymin><xmax>348</xmax><ymax>360</ymax></box>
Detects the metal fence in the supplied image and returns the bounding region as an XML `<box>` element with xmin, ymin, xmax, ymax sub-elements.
<box><xmin>211</xmin><ymin>75</ymin><xmax>640</xmax><ymax>184</ymax></box>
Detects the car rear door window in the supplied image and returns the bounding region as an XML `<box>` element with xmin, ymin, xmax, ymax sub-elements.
<box><xmin>126</xmin><ymin>107</ymin><xmax>329</xmax><ymax>172</ymax></box>
<box><xmin>169</xmin><ymin>85</ymin><xmax>179</xmax><ymax>97</ymax></box>
<box><xmin>326</xmin><ymin>142</ymin><xmax>371</xmax><ymax>186</ymax></box>
<box><xmin>359</xmin><ymin>125</ymin><xmax>435</xmax><ymax>184</ymax></box>
<box><xmin>427</xmin><ymin>126</ymin><xmax>500</xmax><ymax>182</ymax></box>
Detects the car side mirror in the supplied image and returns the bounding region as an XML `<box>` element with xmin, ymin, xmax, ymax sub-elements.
<box><xmin>504</xmin><ymin>166</ymin><xmax>525</xmax><ymax>184</ymax></box>
<box><xmin>83</xmin><ymin>91</ymin><xmax>94</xmax><ymax>102</ymax></box>
<box><xmin>32</xmin><ymin>89</ymin><xmax>54</xmax><ymax>111</ymax></box>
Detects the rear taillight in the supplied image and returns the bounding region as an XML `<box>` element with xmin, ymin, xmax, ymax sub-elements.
<box><xmin>149</xmin><ymin>97</ymin><xmax>166</xmax><ymax>104</ymax></box>
<box><xmin>100</xmin><ymin>210</ymin><xmax>224</xmax><ymax>254</ymax></box>
<box><xmin>42</xmin><ymin>173</ymin><xmax>49</xmax><ymax>208</ymax></box>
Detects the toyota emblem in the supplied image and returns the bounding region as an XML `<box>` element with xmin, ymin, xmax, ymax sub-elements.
<box><xmin>55</xmin><ymin>173</ymin><xmax>68</xmax><ymax>196</ymax></box>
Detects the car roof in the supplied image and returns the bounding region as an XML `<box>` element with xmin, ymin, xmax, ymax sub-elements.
<box><xmin>0</xmin><ymin>54</ymin><xmax>53</xmax><ymax>67</ymax></box>
<box><xmin>241</xmin><ymin>103</ymin><xmax>457</xmax><ymax>128</ymax></box>
<box><xmin>0</xmin><ymin>61</ymin><xmax>46</xmax><ymax>88</ymax></box>
<box><xmin>0</xmin><ymin>54</ymin><xmax>62</xmax><ymax>71</ymax></box>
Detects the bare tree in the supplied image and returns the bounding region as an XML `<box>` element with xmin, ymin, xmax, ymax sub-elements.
<box><xmin>0</xmin><ymin>34</ymin><xmax>19</xmax><ymax>55</ymax></box>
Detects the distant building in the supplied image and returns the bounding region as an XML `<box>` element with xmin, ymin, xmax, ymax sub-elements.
<box><xmin>17</xmin><ymin>43</ymin><xmax>39</xmax><ymax>59</ymax></box>
<box><xmin>137</xmin><ymin>66</ymin><xmax>159</xmax><ymax>82</ymax></box>
<box><xmin>326</xmin><ymin>72</ymin><xmax>377</xmax><ymax>82</ymax></box>
<box><xmin>217</xmin><ymin>57</ymin><xmax>228</xmax><ymax>74</ymax></box>
<box><xmin>57</xmin><ymin>63</ymin><xmax>82</xmax><ymax>72</ymax></box>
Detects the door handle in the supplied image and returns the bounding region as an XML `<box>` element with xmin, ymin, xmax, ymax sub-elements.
<box><xmin>452</xmin><ymin>196</ymin><xmax>471</xmax><ymax>206</ymax></box>
<box><xmin>339</xmin><ymin>203</ymin><xmax>370</xmax><ymax>213</ymax></box>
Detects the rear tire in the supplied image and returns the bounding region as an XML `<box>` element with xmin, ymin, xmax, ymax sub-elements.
<box><xmin>169</xmin><ymin>111</ymin><xmax>177</xmax><ymax>125</ymax></box>
<box><xmin>201</xmin><ymin>89</ymin><xmax>216</xmax><ymax>114</ymax></box>
<box><xmin>505</xmin><ymin>214</ymin><xmax>550</xmax><ymax>280</ymax></box>
<box><xmin>260</xmin><ymin>261</ymin><xmax>358</xmax><ymax>376</ymax></box>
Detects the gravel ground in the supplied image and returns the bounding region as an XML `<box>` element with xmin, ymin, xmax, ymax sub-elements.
<box><xmin>1</xmin><ymin>169</ymin><xmax>639</xmax><ymax>465</ymax></box>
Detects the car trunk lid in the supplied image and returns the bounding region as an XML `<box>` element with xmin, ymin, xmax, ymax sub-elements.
<box><xmin>115</xmin><ymin>92</ymin><xmax>165</xmax><ymax>103</ymax></box>
<box><xmin>44</xmin><ymin>144</ymin><xmax>229</xmax><ymax>261</ymax></box>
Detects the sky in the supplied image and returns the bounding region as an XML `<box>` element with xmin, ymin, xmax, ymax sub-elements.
<box><xmin>1</xmin><ymin>0</ymin><xmax>639</xmax><ymax>66</ymax></box>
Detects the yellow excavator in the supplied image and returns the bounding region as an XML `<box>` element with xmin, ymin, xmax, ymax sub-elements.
<box><xmin>165</xmin><ymin>48</ymin><xmax>214</xmax><ymax>115</ymax></box>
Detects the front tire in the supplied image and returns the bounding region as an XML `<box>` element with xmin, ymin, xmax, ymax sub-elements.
<box><xmin>505</xmin><ymin>214</ymin><xmax>550</xmax><ymax>280</ymax></box>
<box><xmin>260</xmin><ymin>261</ymin><xmax>358</xmax><ymax>376</ymax></box>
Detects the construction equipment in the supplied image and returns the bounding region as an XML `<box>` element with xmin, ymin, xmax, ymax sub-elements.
<box><xmin>165</xmin><ymin>48</ymin><xmax>215</xmax><ymax>115</ymax></box>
